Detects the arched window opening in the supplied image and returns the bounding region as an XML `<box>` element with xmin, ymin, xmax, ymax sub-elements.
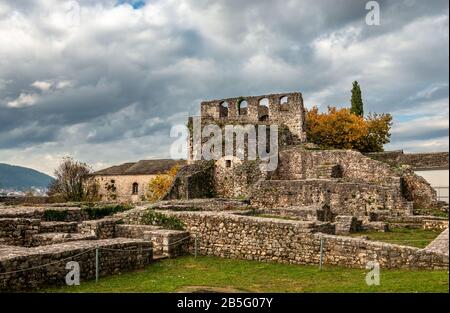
<box><xmin>280</xmin><ymin>96</ymin><xmax>289</xmax><ymax>111</ymax></box>
<box><xmin>219</xmin><ymin>101</ymin><xmax>229</xmax><ymax>118</ymax></box>
<box><xmin>258</xmin><ymin>98</ymin><xmax>269</xmax><ymax>121</ymax></box>
<box><xmin>132</xmin><ymin>182</ymin><xmax>139</xmax><ymax>195</ymax></box>
<box><xmin>238</xmin><ymin>100</ymin><xmax>248</xmax><ymax>116</ymax></box>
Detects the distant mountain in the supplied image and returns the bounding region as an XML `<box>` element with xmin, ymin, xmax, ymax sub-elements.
<box><xmin>0</xmin><ymin>163</ymin><xmax>54</xmax><ymax>191</ymax></box>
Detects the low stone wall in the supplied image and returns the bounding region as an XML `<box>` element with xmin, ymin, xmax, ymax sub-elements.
<box><xmin>250</xmin><ymin>179</ymin><xmax>412</xmax><ymax>217</ymax></box>
<box><xmin>0</xmin><ymin>206</ymin><xmax>87</xmax><ymax>221</ymax></box>
<box><xmin>116</xmin><ymin>224</ymin><xmax>189</xmax><ymax>257</ymax></box>
<box><xmin>143</xmin><ymin>229</ymin><xmax>190</xmax><ymax>257</ymax></box>
<box><xmin>240</xmin><ymin>205</ymin><xmax>332</xmax><ymax>222</ymax></box>
<box><xmin>423</xmin><ymin>219</ymin><xmax>449</xmax><ymax>231</ymax></box>
<box><xmin>149</xmin><ymin>198</ymin><xmax>249</xmax><ymax>212</ymax></box>
<box><xmin>385</xmin><ymin>215</ymin><xmax>448</xmax><ymax>229</ymax></box>
<box><xmin>30</xmin><ymin>233</ymin><xmax>96</xmax><ymax>246</ymax></box>
<box><xmin>0</xmin><ymin>218</ymin><xmax>40</xmax><ymax>246</ymax></box>
<box><xmin>79</xmin><ymin>218</ymin><xmax>120</xmax><ymax>239</ymax></box>
<box><xmin>39</xmin><ymin>221</ymin><xmax>79</xmax><ymax>233</ymax></box>
<box><xmin>115</xmin><ymin>224</ymin><xmax>162</xmax><ymax>238</ymax></box>
<box><xmin>121</xmin><ymin>210</ymin><xmax>448</xmax><ymax>269</ymax></box>
<box><xmin>424</xmin><ymin>228</ymin><xmax>449</xmax><ymax>255</ymax></box>
<box><xmin>0</xmin><ymin>238</ymin><xmax>152</xmax><ymax>291</ymax></box>
<box><xmin>366</xmin><ymin>150</ymin><xmax>449</xmax><ymax>170</ymax></box>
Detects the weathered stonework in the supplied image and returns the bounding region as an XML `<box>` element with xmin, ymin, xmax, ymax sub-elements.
<box><xmin>39</xmin><ymin>221</ymin><xmax>79</xmax><ymax>234</ymax></box>
<box><xmin>118</xmin><ymin>208</ymin><xmax>448</xmax><ymax>269</ymax></box>
<box><xmin>424</xmin><ymin>228</ymin><xmax>449</xmax><ymax>256</ymax></box>
<box><xmin>164</xmin><ymin>161</ymin><xmax>215</xmax><ymax>200</ymax></box>
<box><xmin>79</xmin><ymin>218</ymin><xmax>121</xmax><ymax>239</ymax></box>
<box><xmin>94</xmin><ymin>174</ymin><xmax>158</xmax><ymax>203</ymax></box>
<box><xmin>422</xmin><ymin>219</ymin><xmax>449</xmax><ymax>231</ymax></box>
<box><xmin>0</xmin><ymin>206</ymin><xmax>88</xmax><ymax>221</ymax></box>
<box><xmin>116</xmin><ymin>224</ymin><xmax>189</xmax><ymax>257</ymax></box>
<box><xmin>250</xmin><ymin>179</ymin><xmax>412</xmax><ymax>217</ymax></box>
<box><xmin>0</xmin><ymin>238</ymin><xmax>152</xmax><ymax>291</ymax></box>
<box><xmin>366</xmin><ymin>150</ymin><xmax>449</xmax><ymax>170</ymax></box>
<box><xmin>0</xmin><ymin>218</ymin><xmax>40</xmax><ymax>246</ymax></box>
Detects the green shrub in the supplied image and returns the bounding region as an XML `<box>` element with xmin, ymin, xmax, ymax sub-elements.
<box><xmin>81</xmin><ymin>204</ymin><xmax>133</xmax><ymax>219</ymax></box>
<box><xmin>140</xmin><ymin>210</ymin><xmax>185</xmax><ymax>230</ymax></box>
<box><xmin>43</xmin><ymin>209</ymin><xmax>69</xmax><ymax>221</ymax></box>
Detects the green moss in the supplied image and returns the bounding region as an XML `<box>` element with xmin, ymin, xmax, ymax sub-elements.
<box><xmin>350</xmin><ymin>228</ymin><xmax>441</xmax><ymax>248</ymax></box>
<box><xmin>80</xmin><ymin>204</ymin><xmax>133</xmax><ymax>219</ymax></box>
<box><xmin>43</xmin><ymin>209</ymin><xmax>69</xmax><ymax>221</ymax></box>
<box><xmin>140</xmin><ymin>209</ymin><xmax>185</xmax><ymax>230</ymax></box>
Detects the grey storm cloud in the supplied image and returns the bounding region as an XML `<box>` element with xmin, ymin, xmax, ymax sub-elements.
<box><xmin>0</xmin><ymin>0</ymin><xmax>448</xmax><ymax>175</ymax></box>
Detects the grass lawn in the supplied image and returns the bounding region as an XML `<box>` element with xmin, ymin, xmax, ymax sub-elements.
<box><xmin>45</xmin><ymin>256</ymin><xmax>449</xmax><ymax>293</ymax></box>
<box><xmin>349</xmin><ymin>228</ymin><xmax>442</xmax><ymax>248</ymax></box>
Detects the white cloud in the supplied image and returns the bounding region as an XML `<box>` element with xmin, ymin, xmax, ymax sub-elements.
<box><xmin>0</xmin><ymin>0</ymin><xmax>448</xmax><ymax>173</ymax></box>
<box><xmin>7</xmin><ymin>93</ymin><xmax>39</xmax><ymax>108</ymax></box>
<box><xmin>31</xmin><ymin>80</ymin><xmax>53</xmax><ymax>91</ymax></box>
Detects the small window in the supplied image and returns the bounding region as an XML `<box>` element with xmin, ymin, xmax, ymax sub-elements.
<box><xmin>280</xmin><ymin>96</ymin><xmax>289</xmax><ymax>111</ymax></box>
<box><xmin>258</xmin><ymin>98</ymin><xmax>269</xmax><ymax>121</ymax></box>
<box><xmin>226</xmin><ymin>160</ymin><xmax>232</xmax><ymax>168</ymax></box>
<box><xmin>238</xmin><ymin>100</ymin><xmax>248</xmax><ymax>116</ymax></box>
<box><xmin>132</xmin><ymin>182</ymin><xmax>139</xmax><ymax>195</ymax></box>
<box><xmin>219</xmin><ymin>101</ymin><xmax>229</xmax><ymax>118</ymax></box>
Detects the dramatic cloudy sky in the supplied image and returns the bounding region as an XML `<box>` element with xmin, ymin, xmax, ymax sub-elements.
<box><xmin>0</xmin><ymin>0</ymin><xmax>448</xmax><ymax>175</ymax></box>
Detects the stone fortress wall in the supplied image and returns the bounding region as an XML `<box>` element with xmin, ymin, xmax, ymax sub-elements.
<box><xmin>118</xmin><ymin>206</ymin><xmax>448</xmax><ymax>270</ymax></box>
<box><xmin>366</xmin><ymin>150</ymin><xmax>449</xmax><ymax>170</ymax></box>
<box><xmin>0</xmin><ymin>205</ymin><xmax>189</xmax><ymax>291</ymax></box>
<box><xmin>199</xmin><ymin>92</ymin><xmax>307</xmax><ymax>143</ymax></box>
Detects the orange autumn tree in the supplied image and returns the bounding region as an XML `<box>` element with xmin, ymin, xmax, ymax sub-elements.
<box><xmin>147</xmin><ymin>164</ymin><xmax>181</xmax><ymax>202</ymax></box>
<box><xmin>306</xmin><ymin>107</ymin><xmax>392</xmax><ymax>152</ymax></box>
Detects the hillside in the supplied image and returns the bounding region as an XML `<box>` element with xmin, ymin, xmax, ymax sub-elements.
<box><xmin>0</xmin><ymin>163</ymin><xmax>53</xmax><ymax>190</ymax></box>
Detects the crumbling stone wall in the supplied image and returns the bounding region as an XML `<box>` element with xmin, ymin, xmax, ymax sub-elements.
<box><xmin>137</xmin><ymin>210</ymin><xmax>448</xmax><ymax>269</ymax></box>
<box><xmin>116</xmin><ymin>224</ymin><xmax>189</xmax><ymax>257</ymax></box>
<box><xmin>272</xmin><ymin>148</ymin><xmax>401</xmax><ymax>187</ymax></box>
<box><xmin>366</xmin><ymin>150</ymin><xmax>449</xmax><ymax>170</ymax></box>
<box><xmin>0</xmin><ymin>238</ymin><xmax>152</xmax><ymax>291</ymax></box>
<box><xmin>164</xmin><ymin>161</ymin><xmax>215</xmax><ymax>200</ymax></box>
<box><xmin>198</xmin><ymin>92</ymin><xmax>307</xmax><ymax>144</ymax></box>
<box><xmin>250</xmin><ymin>179</ymin><xmax>412</xmax><ymax>217</ymax></box>
<box><xmin>400</xmin><ymin>168</ymin><xmax>438</xmax><ymax>212</ymax></box>
<box><xmin>79</xmin><ymin>218</ymin><xmax>121</xmax><ymax>239</ymax></box>
<box><xmin>0</xmin><ymin>218</ymin><xmax>40</xmax><ymax>246</ymax></box>
<box><xmin>0</xmin><ymin>206</ymin><xmax>88</xmax><ymax>221</ymax></box>
<box><xmin>214</xmin><ymin>158</ymin><xmax>265</xmax><ymax>198</ymax></box>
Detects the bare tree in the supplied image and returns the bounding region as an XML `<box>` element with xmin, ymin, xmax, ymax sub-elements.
<box><xmin>48</xmin><ymin>157</ymin><xmax>98</xmax><ymax>201</ymax></box>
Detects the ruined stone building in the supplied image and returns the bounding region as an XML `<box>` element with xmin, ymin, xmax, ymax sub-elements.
<box><xmin>166</xmin><ymin>91</ymin><xmax>449</xmax><ymax>221</ymax></box>
<box><xmin>91</xmin><ymin>159</ymin><xmax>184</xmax><ymax>202</ymax></box>
<box><xmin>92</xmin><ymin>91</ymin><xmax>448</xmax><ymax>220</ymax></box>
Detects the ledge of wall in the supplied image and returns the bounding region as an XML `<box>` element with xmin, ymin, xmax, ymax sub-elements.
<box><xmin>0</xmin><ymin>238</ymin><xmax>152</xmax><ymax>291</ymax></box>
<box><xmin>366</xmin><ymin>151</ymin><xmax>449</xmax><ymax>170</ymax></box>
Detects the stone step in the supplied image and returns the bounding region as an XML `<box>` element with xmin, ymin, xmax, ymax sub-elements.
<box><xmin>39</xmin><ymin>221</ymin><xmax>79</xmax><ymax>234</ymax></box>
<box><xmin>253</xmin><ymin>205</ymin><xmax>332</xmax><ymax>222</ymax></box>
<box><xmin>153</xmin><ymin>255</ymin><xmax>169</xmax><ymax>261</ymax></box>
<box><xmin>31</xmin><ymin>232</ymin><xmax>96</xmax><ymax>246</ymax></box>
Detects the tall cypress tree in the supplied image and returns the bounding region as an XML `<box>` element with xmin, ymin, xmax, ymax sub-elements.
<box><xmin>350</xmin><ymin>81</ymin><xmax>364</xmax><ymax>116</ymax></box>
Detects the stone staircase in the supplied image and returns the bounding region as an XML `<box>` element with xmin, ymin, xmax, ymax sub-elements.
<box><xmin>31</xmin><ymin>221</ymin><xmax>95</xmax><ymax>246</ymax></box>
